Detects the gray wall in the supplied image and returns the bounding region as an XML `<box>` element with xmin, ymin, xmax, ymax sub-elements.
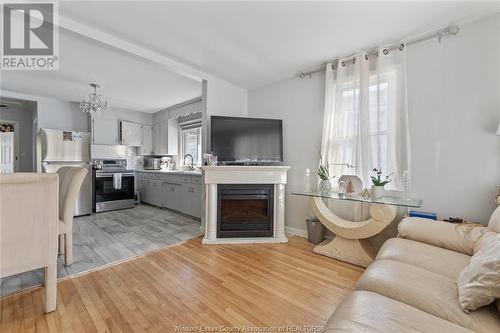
<box><xmin>0</xmin><ymin>106</ymin><xmax>36</xmax><ymax>172</ymax></box>
<box><xmin>248</xmin><ymin>14</ymin><xmax>500</xmax><ymax>233</ymax></box>
<box><xmin>37</xmin><ymin>99</ymin><xmax>90</xmax><ymax>132</ymax></box>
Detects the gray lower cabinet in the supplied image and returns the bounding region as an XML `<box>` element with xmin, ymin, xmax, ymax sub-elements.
<box><xmin>162</xmin><ymin>182</ymin><xmax>183</xmax><ymax>212</ymax></box>
<box><xmin>137</xmin><ymin>171</ymin><xmax>201</xmax><ymax>218</ymax></box>
<box><xmin>183</xmin><ymin>184</ymin><xmax>201</xmax><ymax>218</ymax></box>
<box><xmin>139</xmin><ymin>177</ymin><xmax>149</xmax><ymax>203</ymax></box>
<box><xmin>149</xmin><ymin>180</ymin><xmax>163</xmax><ymax>207</ymax></box>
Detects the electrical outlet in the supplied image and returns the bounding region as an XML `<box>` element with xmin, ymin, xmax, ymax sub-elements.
<box><xmin>496</xmin><ymin>185</ymin><xmax>500</xmax><ymax>197</ymax></box>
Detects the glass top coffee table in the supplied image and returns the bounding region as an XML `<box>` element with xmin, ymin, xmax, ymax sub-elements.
<box><xmin>292</xmin><ymin>191</ymin><xmax>423</xmax><ymax>208</ymax></box>
<box><xmin>291</xmin><ymin>190</ymin><xmax>422</xmax><ymax>267</ymax></box>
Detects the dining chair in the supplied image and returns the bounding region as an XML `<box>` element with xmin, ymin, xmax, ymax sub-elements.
<box><xmin>0</xmin><ymin>173</ymin><xmax>59</xmax><ymax>312</ymax></box>
<box><xmin>56</xmin><ymin>166</ymin><xmax>87</xmax><ymax>266</ymax></box>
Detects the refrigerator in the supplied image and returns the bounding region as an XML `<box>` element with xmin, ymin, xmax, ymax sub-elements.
<box><xmin>38</xmin><ymin>128</ymin><xmax>92</xmax><ymax>216</ymax></box>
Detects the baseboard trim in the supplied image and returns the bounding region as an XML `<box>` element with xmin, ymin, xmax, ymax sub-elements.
<box><xmin>285</xmin><ymin>226</ymin><xmax>308</xmax><ymax>238</ymax></box>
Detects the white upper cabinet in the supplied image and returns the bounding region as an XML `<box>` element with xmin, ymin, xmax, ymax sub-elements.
<box><xmin>92</xmin><ymin>116</ymin><xmax>119</xmax><ymax>145</ymax></box>
<box><xmin>120</xmin><ymin>121</ymin><xmax>142</xmax><ymax>146</ymax></box>
<box><xmin>141</xmin><ymin>125</ymin><xmax>154</xmax><ymax>155</ymax></box>
<box><xmin>153</xmin><ymin>119</ymin><xmax>178</xmax><ymax>155</ymax></box>
<box><xmin>167</xmin><ymin>119</ymin><xmax>178</xmax><ymax>156</ymax></box>
<box><xmin>153</xmin><ymin>123</ymin><xmax>161</xmax><ymax>154</ymax></box>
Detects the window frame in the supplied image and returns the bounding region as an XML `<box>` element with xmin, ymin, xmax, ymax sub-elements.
<box><xmin>179</xmin><ymin>120</ymin><xmax>202</xmax><ymax>166</ymax></box>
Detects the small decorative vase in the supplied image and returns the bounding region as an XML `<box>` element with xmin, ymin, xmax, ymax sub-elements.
<box><xmin>371</xmin><ymin>185</ymin><xmax>385</xmax><ymax>199</ymax></box>
<box><xmin>319</xmin><ymin>179</ymin><xmax>332</xmax><ymax>193</ymax></box>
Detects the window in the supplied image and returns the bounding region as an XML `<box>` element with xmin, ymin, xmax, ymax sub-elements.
<box><xmin>322</xmin><ymin>53</ymin><xmax>409</xmax><ymax>190</ymax></box>
<box><xmin>330</xmin><ymin>76</ymin><xmax>391</xmax><ymax>181</ymax></box>
<box><xmin>180</xmin><ymin>122</ymin><xmax>202</xmax><ymax>166</ymax></box>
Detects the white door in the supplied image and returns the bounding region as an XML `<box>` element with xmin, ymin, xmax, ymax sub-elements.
<box><xmin>141</xmin><ymin>125</ymin><xmax>154</xmax><ymax>155</ymax></box>
<box><xmin>92</xmin><ymin>117</ymin><xmax>118</xmax><ymax>145</ymax></box>
<box><xmin>0</xmin><ymin>132</ymin><xmax>14</xmax><ymax>174</ymax></box>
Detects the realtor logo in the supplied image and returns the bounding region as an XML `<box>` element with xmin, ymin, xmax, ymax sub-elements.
<box><xmin>1</xmin><ymin>2</ymin><xmax>59</xmax><ymax>70</ymax></box>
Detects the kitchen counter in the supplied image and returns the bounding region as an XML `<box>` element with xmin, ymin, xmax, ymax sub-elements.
<box><xmin>135</xmin><ymin>169</ymin><xmax>201</xmax><ymax>176</ymax></box>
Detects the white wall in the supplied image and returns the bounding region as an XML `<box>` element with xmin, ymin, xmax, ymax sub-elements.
<box><xmin>248</xmin><ymin>75</ymin><xmax>325</xmax><ymax>234</ymax></box>
<box><xmin>111</xmin><ymin>106</ymin><xmax>153</xmax><ymax>125</ymax></box>
<box><xmin>248</xmin><ymin>14</ymin><xmax>500</xmax><ymax>232</ymax></box>
<box><xmin>2</xmin><ymin>90</ymin><xmax>154</xmax><ymax>132</ymax></box>
<box><xmin>202</xmin><ymin>77</ymin><xmax>249</xmax><ymax>153</ymax></box>
<box><xmin>2</xmin><ymin>90</ymin><xmax>90</xmax><ymax>132</ymax></box>
<box><xmin>407</xmin><ymin>14</ymin><xmax>500</xmax><ymax>224</ymax></box>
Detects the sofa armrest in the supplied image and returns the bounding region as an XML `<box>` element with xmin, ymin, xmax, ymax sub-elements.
<box><xmin>398</xmin><ymin>217</ymin><xmax>488</xmax><ymax>255</ymax></box>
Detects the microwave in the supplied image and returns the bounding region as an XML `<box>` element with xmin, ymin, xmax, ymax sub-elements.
<box><xmin>143</xmin><ymin>156</ymin><xmax>170</xmax><ymax>170</ymax></box>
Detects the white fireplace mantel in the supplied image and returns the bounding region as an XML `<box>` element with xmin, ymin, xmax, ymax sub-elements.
<box><xmin>202</xmin><ymin>165</ymin><xmax>291</xmax><ymax>245</ymax></box>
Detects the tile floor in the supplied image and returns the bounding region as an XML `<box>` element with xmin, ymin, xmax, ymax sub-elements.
<box><xmin>0</xmin><ymin>205</ymin><xmax>202</xmax><ymax>296</ymax></box>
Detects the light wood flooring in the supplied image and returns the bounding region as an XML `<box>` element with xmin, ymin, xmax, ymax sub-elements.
<box><xmin>0</xmin><ymin>236</ymin><xmax>364</xmax><ymax>333</ymax></box>
<box><xmin>1</xmin><ymin>205</ymin><xmax>202</xmax><ymax>296</ymax></box>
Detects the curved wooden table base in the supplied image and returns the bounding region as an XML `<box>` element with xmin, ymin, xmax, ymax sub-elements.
<box><xmin>311</xmin><ymin>196</ymin><xmax>397</xmax><ymax>267</ymax></box>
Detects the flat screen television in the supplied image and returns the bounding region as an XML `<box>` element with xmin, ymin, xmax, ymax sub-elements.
<box><xmin>211</xmin><ymin>116</ymin><xmax>283</xmax><ymax>165</ymax></box>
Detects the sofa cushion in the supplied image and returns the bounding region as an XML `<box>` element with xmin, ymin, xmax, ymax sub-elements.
<box><xmin>356</xmin><ymin>259</ymin><xmax>500</xmax><ymax>333</ymax></box>
<box><xmin>325</xmin><ymin>290</ymin><xmax>474</xmax><ymax>333</ymax></box>
<box><xmin>488</xmin><ymin>205</ymin><xmax>500</xmax><ymax>232</ymax></box>
<box><xmin>398</xmin><ymin>218</ymin><xmax>489</xmax><ymax>255</ymax></box>
<box><xmin>457</xmin><ymin>234</ymin><xmax>500</xmax><ymax>312</ymax></box>
<box><xmin>473</xmin><ymin>230</ymin><xmax>498</xmax><ymax>254</ymax></box>
<box><xmin>376</xmin><ymin>238</ymin><xmax>470</xmax><ymax>279</ymax></box>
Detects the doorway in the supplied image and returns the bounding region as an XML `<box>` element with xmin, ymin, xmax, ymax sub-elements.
<box><xmin>0</xmin><ymin>121</ymin><xmax>19</xmax><ymax>173</ymax></box>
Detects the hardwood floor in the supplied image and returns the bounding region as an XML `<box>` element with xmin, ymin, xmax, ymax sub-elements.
<box><xmin>0</xmin><ymin>205</ymin><xmax>202</xmax><ymax>297</ymax></box>
<box><xmin>0</xmin><ymin>236</ymin><xmax>364</xmax><ymax>332</ymax></box>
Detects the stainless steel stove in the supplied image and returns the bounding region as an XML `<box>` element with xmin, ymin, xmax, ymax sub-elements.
<box><xmin>92</xmin><ymin>159</ymin><xmax>135</xmax><ymax>212</ymax></box>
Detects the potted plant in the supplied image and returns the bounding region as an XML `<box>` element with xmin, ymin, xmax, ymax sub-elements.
<box><xmin>370</xmin><ymin>168</ymin><xmax>393</xmax><ymax>199</ymax></box>
<box><xmin>318</xmin><ymin>154</ymin><xmax>334</xmax><ymax>193</ymax></box>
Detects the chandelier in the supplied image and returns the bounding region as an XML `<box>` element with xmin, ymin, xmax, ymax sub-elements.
<box><xmin>80</xmin><ymin>83</ymin><xmax>109</xmax><ymax>115</ymax></box>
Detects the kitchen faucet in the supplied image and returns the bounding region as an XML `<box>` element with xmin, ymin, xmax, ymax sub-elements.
<box><xmin>184</xmin><ymin>154</ymin><xmax>195</xmax><ymax>171</ymax></box>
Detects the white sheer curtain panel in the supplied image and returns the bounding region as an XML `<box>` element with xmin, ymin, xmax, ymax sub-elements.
<box><xmin>321</xmin><ymin>46</ymin><xmax>410</xmax><ymax>190</ymax></box>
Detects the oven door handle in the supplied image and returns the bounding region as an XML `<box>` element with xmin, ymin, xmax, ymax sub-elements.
<box><xmin>96</xmin><ymin>173</ymin><xmax>135</xmax><ymax>178</ymax></box>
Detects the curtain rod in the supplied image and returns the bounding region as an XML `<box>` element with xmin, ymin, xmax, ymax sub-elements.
<box><xmin>298</xmin><ymin>24</ymin><xmax>459</xmax><ymax>79</ymax></box>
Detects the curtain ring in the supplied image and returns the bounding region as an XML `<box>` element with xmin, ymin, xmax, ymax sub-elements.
<box><xmin>399</xmin><ymin>43</ymin><xmax>405</xmax><ymax>51</ymax></box>
<box><xmin>341</xmin><ymin>61</ymin><xmax>345</xmax><ymax>67</ymax></box>
<box><xmin>352</xmin><ymin>57</ymin><xmax>356</xmax><ymax>64</ymax></box>
<box><xmin>365</xmin><ymin>54</ymin><xmax>368</xmax><ymax>60</ymax></box>
<box><xmin>383</xmin><ymin>49</ymin><xmax>389</xmax><ymax>55</ymax></box>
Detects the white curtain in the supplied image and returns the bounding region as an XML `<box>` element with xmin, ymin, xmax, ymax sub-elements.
<box><xmin>321</xmin><ymin>46</ymin><xmax>410</xmax><ymax>190</ymax></box>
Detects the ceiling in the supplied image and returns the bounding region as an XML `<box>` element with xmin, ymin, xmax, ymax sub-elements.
<box><xmin>59</xmin><ymin>1</ymin><xmax>500</xmax><ymax>89</ymax></box>
<box><xmin>1</xmin><ymin>29</ymin><xmax>202</xmax><ymax>113</ymax></box>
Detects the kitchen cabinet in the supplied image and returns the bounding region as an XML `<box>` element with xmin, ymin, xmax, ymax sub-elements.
<box><xmin>162</xmin><ymin>182</ymin><xmax>183</xmax><ymax>212</ymax></box>
<box><xmin>148</xmin><ymin>179</ymin><xmax>163</xmax><ymax>207</ymax></box>
<box><xmin>136</xmin><ymin>171</ymin><xmax>201</xmax><ymax>218</ymax></box>
<box><xmin>120</xmin><ymin>121</ymin><xmax>142</xmax><ymax>146</ymax></box>
<box><xmin>153</xmin><ymin>123</ymin><xmax>161</xmax><ymax>154</ymax></box>
<box><xmin>153</xmin><ymin>119</ymin><xmax>178</xmax><ymax>155</ymax></box>
<box><xmin>139</xmin><ymin>177</ymin><xmax>149</xmax><ymax>203</ymax></box>
<box><xmin>183</xmin><ymin>183</ymin><xmax>201</xmax><ymax>219</ymax></box>
<box><xmin>92</xmin><ymin>116</ymin><xmax>119</xmax><ymax>145</ymax></box>
<box><xmin>141</xmin><ymin>125</ymin><xmax>154</xmax><ymax>155</ymax></box>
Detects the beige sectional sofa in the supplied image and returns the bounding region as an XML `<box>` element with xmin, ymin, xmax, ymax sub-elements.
<box><xmin>325</xmin><ymin>207</ymin><xmax>500</xmax><ymax>333</ymax></box>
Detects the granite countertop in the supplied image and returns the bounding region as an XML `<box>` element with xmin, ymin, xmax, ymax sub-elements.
<box><xmin>135</xmin><ymin>169</ymin><xmax>202</xmax><ymax>176</ymax></box>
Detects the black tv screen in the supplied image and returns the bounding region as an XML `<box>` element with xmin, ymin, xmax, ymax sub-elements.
<box><xmin>211</xmin><ymin>116</ymin><xmax>283</xmax><ymax>164</ymax></box>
